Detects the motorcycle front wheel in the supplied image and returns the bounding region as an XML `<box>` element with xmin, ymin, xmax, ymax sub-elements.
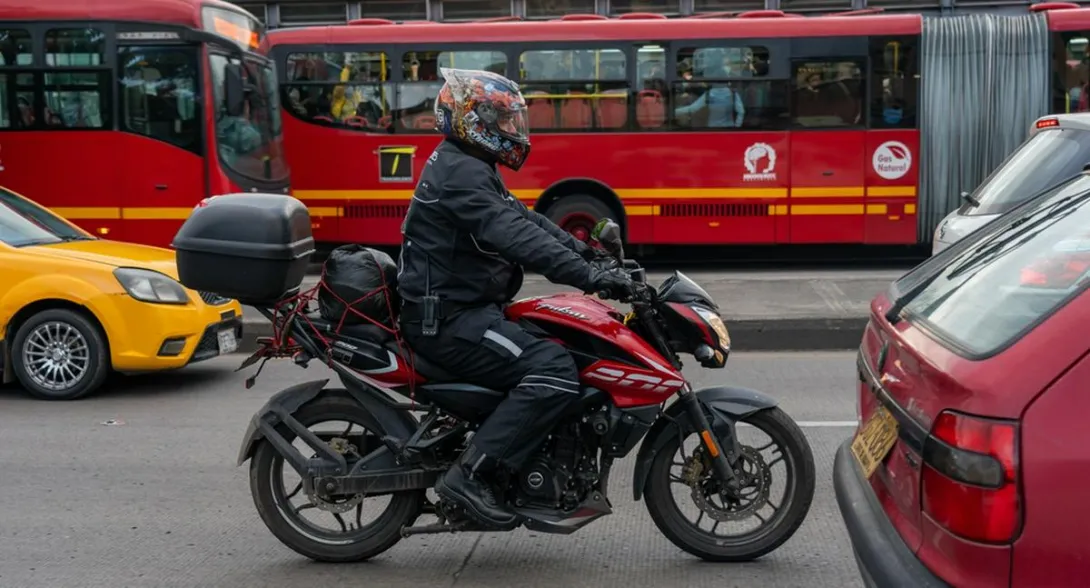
<box><xmin>643</xmin><ymin>406</ymin><xmax>815</xmax><ymax>562</ymax></box>
<box><xmin>249</xmin><ymin>391</ymin><xmax>424</xmax><ymax>562</ymax></box>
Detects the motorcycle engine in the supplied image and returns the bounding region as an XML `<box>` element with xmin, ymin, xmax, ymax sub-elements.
<box><xmin>515</xmin><ymin>420</ymin><xmax>598</xmax><ymax>510</ymax></box>
<box><xmin>518</xmin><ymin>455</ymin><xmax>566</xmax><ymax>504</ymax></box>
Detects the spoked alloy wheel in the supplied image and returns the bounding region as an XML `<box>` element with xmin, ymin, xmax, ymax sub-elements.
<box><xmin>250</xmin><ymin>393</ymin><xmax>424</xmax><ymax>562</ymax></box>
<box><xmin>11</xmin><ymin>309</ymin><xmax>109</xmax><ymax>400</ymax></box>
<box><xmin>644</xmin><ymin>407</ymin><xmax>815</xmax><ymax>562</ymax></box>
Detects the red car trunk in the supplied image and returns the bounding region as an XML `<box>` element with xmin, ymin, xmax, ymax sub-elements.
<box><xmin>855</xmin><ymin>289</ymin><xmax>1090</xmax><ymax>587</ymax></box>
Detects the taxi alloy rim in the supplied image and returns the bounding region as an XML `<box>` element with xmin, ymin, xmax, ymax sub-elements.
<box><xmin>22</xmin><ymin>321</ymin><xmax>90</xmax><ymax>391</ymax></box>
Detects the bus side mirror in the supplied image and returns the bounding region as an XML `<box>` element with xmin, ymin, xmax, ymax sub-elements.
<box><xmin>224</xmin><ymin>63</ymin><xmax>245</xmax><ymax>117</ymax></box>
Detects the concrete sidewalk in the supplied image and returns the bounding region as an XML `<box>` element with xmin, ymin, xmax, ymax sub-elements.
<box><xmin>238</xmin><ymin>268</ymin><xmax>903</xmax><ymax>352</ymax></box>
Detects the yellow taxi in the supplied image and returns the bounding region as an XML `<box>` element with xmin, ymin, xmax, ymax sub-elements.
<box><xmin>0</xmin><ymin>186</ymin><xmax>244</xmax><ymax>400</ymax></box>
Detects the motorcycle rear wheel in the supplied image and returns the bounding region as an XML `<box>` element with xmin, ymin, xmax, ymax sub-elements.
<box><xmin>643</xmin><ymin>406</ymin><xmax>815</xmax><ymax>562</ymax></box>
<box><xmin>249</xmin><ymin>392</ymin><xmax>424</xmax><ymax>562</ymax></box>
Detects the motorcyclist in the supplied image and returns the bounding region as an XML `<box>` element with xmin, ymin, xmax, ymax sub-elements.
<box><xmin>396</xmin><ymin>68</ymin><xmax>633</xmax><ymax>530</ymax></box>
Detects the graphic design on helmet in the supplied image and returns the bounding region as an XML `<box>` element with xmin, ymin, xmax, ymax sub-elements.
<box><xmin>434</xmin><ymin>67</ymin><xmax>531</xmax><ymax>171</ymax></box>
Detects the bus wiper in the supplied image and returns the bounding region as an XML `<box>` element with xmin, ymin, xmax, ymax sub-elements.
<box><xmin>884</xmin><ymin>176</ymin><xmax>1090</xmax><ymax>324</ymax></box>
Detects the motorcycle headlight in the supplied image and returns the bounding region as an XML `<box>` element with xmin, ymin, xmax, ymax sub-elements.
<box><xmin>692</xmin><ymin>305</ymin><xmax>731</xmax><ymax>352</ymax></box>
<box><xmin>114</xmin><ymin>268</ymin><xmax>190</xmax><ymax>305</ymax></box>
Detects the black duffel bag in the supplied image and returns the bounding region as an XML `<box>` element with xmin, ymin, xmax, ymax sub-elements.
<box><xmin>317</xmin><ymin>245</ymin><xmax>400</xmax><ymax>328</ymax></box>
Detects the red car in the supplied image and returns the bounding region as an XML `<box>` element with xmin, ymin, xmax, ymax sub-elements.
<box><xmin>834</xmin><ymin>172</ymin><xmax>1090</xmax><ymax>587</ymax></box>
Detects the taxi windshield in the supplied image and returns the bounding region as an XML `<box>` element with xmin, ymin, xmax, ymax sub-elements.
<box><xmin>966</xmin><ymin>128</ymin><xmax>1090</xmax><ymax>216</ymax></box>
<box><xmin>0</xmin><ymin>188</ymin><xmax>92</xmax><ymax>247</ymax></box>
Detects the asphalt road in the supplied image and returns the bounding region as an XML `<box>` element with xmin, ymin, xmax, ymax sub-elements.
<box><xmin>0</xmin><ymin>352</ymin><xmax>862</xmax><ymax>588</ymax></box>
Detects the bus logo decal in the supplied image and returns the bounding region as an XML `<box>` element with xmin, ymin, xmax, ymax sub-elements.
<box><xmin>873</xmin><ymin>141</ymin><xmax>912</xmax><ymax>180</ymax></box>
<box><xmin>377</xmin><ymin>146</ymin><xmax>417</xmax><ymax>183</ymax></box>
<box><xmin>742</xmin><ymin>143</ymin><xmax>776</xmax><ymax>182</ymax></box>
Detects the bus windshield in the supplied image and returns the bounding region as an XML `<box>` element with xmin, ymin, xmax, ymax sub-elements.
<box><xmin>209</xmin><ymin>54</ymin><xmax>287</xmax><ymax>182</ymax></box>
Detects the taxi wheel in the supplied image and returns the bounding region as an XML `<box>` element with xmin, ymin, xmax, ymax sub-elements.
<box><xmin>11</xmin><ymin>309</ymin><xmax>109</xmax><ymax>401</ymax></box>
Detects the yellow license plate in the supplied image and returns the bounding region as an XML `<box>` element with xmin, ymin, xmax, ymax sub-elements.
<box><xmin>850</xmin><ymin>405</ymin><xmax>899</xmax><ymax>479</ymax></box>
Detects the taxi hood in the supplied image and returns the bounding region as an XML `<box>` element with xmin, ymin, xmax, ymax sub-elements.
<box><xmin>25</xmin><ymin>239</ymin><xmax>180</xmax><ymax>278</ymax></box>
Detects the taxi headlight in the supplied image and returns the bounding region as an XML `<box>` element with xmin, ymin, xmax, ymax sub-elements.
<box><xmin>114</xmin><ymin>268</ymin><xmax>190</xmax><ymax>305</ymax></box>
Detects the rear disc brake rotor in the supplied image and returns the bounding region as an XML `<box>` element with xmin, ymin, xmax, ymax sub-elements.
<box><xmin>306</xmin><ymin>436</ymin><xmax>364</xmax><ymax>513</ymax></box>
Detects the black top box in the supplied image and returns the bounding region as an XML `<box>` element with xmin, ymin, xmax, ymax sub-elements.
<box><xmin>172</xmin><ymin>193</ymin><xmax>315</xmax><ymax>305</ymax></box>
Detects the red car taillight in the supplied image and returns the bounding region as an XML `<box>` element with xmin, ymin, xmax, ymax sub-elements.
<box><xmin>921</xmin><ymin>410</ymin><xmax>1021</xmax><ymax>543</ymax></box>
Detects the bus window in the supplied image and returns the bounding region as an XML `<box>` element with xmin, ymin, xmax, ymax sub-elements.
<box><xmin>519</xmin><ymin>48</ymin><xmax>627</xmax><ymax>131</ymax></box>
<box><xmin>43</xmin><ymin>72</ymin><xmax>109</xmax><ymax>129</ymax></box>
<box><xmin>673</xmin><ymin>45</ymin><xmax>785</xmax><ymax>130</ymax></box>
<box><xmin>0</xmin><ymin>29</ymin><xmax>32</xmax><ymax>66</ymax></box>
<box><xmin>869</xmin><ymin>37</ymin><xmax>918</xmax><ymax>129</ymax></box>
<box><xmin>395</xmin><ymin>50</ymin><xmax>507</xmax><ymax>133</ymax></box>
<box><xmin>282</xmin><ymin>51</ymin><xmax>393</xmax><ymax>131</ymax></box>
<box><xmin>42</xmin><ymin>29</ymin><xmax>108</xmax><ymax>129</ymax></box>
<box><xmin>119</xmin><ymin>47</ymin><xmax>201</xmax><ymax>153</ymax></box>
<box><xmin>1056</xmin><ymin>32</ymin><xmax>1090</xmax><ymax>114</ymax></box>
<box><xmin>45</xmin><ymin>28</ymin><xmax>105</xmax><ymax>66</ymax></box>
<box><xmin>791</xmin><ymin>60</ymin><xmax>864</xmax><ymax>128</ymax></box>
<box><xmin>0</xmin><ymin>73</ymin><xmax>34</xmax><ymax>129</ymax></box>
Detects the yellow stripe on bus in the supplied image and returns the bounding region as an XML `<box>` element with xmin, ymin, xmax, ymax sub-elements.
<box><xmin>294</xmin><ymin>188</ymin><xmax>793</xmax><ymax>201</ymax></box>
<box><xmin>296</xmin><ymin>186</ymin><xmax>918</xmax><ymax>202</ymax></box>
<box><xmin>50</xmin><ymin>196</ymin><xmax>917</xmax><ymax>222</ymax></box>
<box><xmin>121</xmin><ymin>208</ymin><xmax>195</xmax><ymax>220</ymax></box>
<box><xmin>52</xmin><ymin>207</ymin><xmax>122</xmax><ymax>219</ymax></box>
<box><xmin>791</xmin><ymin>187</ymin><xmax>865</xmax><ymax>198</ymax></box>
<box><xmin>866</xmin><ymin>186</ymin><xmax>917</xmax><ymax>197</ymax></box>
<box><xmin>769</xmin><ymin>204</ymin><xmax>893</xmax><ymax>216</ymax></box>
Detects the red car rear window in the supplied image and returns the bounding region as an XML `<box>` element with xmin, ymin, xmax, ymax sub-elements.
<box><xmin>905</xmin><ymin>183</ymin><xmax>1090</xmax><ymax>357</ymax></box>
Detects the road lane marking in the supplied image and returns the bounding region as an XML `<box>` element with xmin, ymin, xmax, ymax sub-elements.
<box><xmin>797</xmin><ymin>421</ymin><xmax>857</xmax><ymax>427</ymax></box>
<box><xmin>740</xmin><ymin>420</ymin><xmax>858</xmax><ymax>429</ymax></box>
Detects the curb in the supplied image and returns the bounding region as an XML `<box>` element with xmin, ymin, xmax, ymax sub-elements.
<box><xmin>238</xmin><ymin>315</ymin><xmax>867</xmax><ymax>354</ymax></box>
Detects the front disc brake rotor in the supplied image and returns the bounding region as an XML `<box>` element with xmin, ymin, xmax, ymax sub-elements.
<box><xmin>684</xmin><ymin>446</ymin><xmax>772</xmax><ymax>522</ymax></box>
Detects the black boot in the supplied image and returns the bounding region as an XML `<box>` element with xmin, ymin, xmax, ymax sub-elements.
<box><xmin>436</xmin><ymin>446</ymin><xmax>519</xmax><ymax>530</ymax></box>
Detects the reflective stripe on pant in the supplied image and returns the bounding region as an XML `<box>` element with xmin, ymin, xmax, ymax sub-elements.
<box><xmin>402</xmin><ymin>305</ymin><xmax>581</xmax><ymax>472</ymax></box>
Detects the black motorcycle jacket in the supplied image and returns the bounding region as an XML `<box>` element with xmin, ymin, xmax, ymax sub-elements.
<box><xmin>397</xmin><ymin>139</ymin><xmax>598</xmax><ymax>307</ymax></box>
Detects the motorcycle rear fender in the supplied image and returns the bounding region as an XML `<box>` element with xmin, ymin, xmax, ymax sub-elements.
<box><xmin>235</xmin><ymin>378</ymin><xmax>418</xmax><ymax>468</ymax></box>
<box><xmin>631</xmin><ymin>385</ymin><xmax>778</xmax><ymax>501</ymax></box>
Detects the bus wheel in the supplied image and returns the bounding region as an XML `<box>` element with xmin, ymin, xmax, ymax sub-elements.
<box><xmin>546</xmin><ymin>194</ymin><xmax>617</xmax><ymax>244</ymax></box>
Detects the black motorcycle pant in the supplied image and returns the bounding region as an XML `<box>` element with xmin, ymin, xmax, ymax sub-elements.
<box><xmin>401</xmin><ymin>304</ymin><xmax>581</xmax><ymax>473</ymax></box>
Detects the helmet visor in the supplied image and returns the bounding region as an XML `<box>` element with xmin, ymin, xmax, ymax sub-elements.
<box><xmin>495</xmin><ymin>104</ymin><xmax>529</xmax><ymax>144</ymax></box>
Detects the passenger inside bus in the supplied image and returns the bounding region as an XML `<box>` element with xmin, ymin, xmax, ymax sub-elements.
<box><xmin>673</xmin><ymin>49</ymin><xmax>745</xmax><ymax>128</ymax></box>
<box><xmin>793</xmin><ymin>62</ymin><xmax>862</xmax><ymax>127</ymax></box>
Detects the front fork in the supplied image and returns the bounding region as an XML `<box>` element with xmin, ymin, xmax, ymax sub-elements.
<box><xmin>677</xmin><ymin>386</ymin><xmax>742</xmax><ymax>489</ymax></box>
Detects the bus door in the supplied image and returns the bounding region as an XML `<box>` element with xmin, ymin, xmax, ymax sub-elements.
<box><xmin>116</xmin><ymin>43</ymin><xmax>205</xmax><ymax>247</ymax></box>
<box><xmin>863</xmin><ymin>36</ymin><xmax>919</xmax><ymax>244</ymax></box>
<box><xmin>787</xmin><ymin>56</ymin><xmax>868</xmax><ymax>243</ymax></box>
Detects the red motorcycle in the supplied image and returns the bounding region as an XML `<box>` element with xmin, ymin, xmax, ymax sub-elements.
<box><xmin>173</xmin><ymin>196</ymin><xmax>815</xmax><ymax>564</ymax></box>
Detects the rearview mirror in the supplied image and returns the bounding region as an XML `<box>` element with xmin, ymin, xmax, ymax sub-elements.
<box><xmin>224</xmin><ymin>62</ymin><xmax>246</xmax><ymax>117</ymax></box>
<box><xmin>591</xmin><ymin>218</ymin><xmax>624</xmax><ymax>259</ymax></box>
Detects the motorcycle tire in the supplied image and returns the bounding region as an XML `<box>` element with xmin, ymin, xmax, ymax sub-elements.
<box><xmin>643</xmin><ymin>406</ymin><xmax>815</xmax><ymax>562</ymax></box>
<box><xmin>249</xmin><ymin>391</ymin><xmax>424</xmax><ymax>562</ymax></box>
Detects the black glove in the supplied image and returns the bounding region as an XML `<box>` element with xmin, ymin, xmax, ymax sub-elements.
<box><xmin>589</xmin><ymin>267</ymin><xmax>634</xmax><ymax>300</ymax></box>
<box><xmin>590</xmin><ymin>256</ymin><xmax>620</xmax><ymax>272</ymax></box>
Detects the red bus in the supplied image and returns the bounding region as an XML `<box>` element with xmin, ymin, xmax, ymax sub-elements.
<box><xmin>268</xmin><ymin>4</ymin><xmax>1090</xmax><ymax>249</ymax></box>
<box><xmin>0</xmin><ymin>0</ymin><xmax>289</xmax><ymax>247</ymax></box>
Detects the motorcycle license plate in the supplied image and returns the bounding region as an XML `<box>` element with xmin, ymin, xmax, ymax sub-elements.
<box><xmin>850</xmin><ymin>405</ymin><xmax>898</xmax><ymax>479</ymax></box>
<box><xmin>217</xmin><ymin>329</ymin><xmax>239</xmax><ymax>355</ymax></box>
